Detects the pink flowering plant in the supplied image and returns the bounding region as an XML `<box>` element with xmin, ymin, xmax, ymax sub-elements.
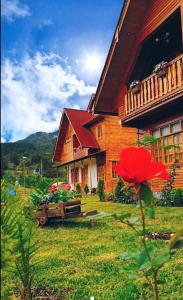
<box><xmin>113</xmin><ymin>147</ymin><xmax>183</xmax><ymax>300</ymax></box>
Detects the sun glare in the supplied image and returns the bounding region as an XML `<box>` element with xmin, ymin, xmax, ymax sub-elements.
<box><xmin>83</xmin><ymin>53</ymin><xmax>103</xmax><ymax>73</ymax></box>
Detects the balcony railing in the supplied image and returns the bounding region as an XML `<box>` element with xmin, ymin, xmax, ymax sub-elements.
<box><xmin>152</xmin><ymin>131</ymin><xmax>183</xmax><ymax>164</ymax></box>
<box><xmin>124</xmin><ymin>54</ymin><xmax>183</xmax><ymax>118</ymax></box>
<box><xmin>73</xmin><ymin>146</ymin><xmax>88</xmax><ymax>160</ymax></box>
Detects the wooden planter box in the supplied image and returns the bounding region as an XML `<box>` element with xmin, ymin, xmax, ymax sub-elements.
<box><xmin>130</xmin><ymin>83</ymin><xmax>141</xmax><ymax>94</ymax></box>
<box><xmin>37</xmin><ymin>200</ymin><xmax>81</xmax><ymax>225</ymax></box>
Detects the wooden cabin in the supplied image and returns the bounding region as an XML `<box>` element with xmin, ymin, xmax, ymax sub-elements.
<box><xmin>53</xmin><ymin>97</ymin><xmax>137</xmax><ymax>192</ymax></box>
<box><xmin>94</xmin><ymin>0</ymin><xmax>183</xmax><ymax>191</ymax></box>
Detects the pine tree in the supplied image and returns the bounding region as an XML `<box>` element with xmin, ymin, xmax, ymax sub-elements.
<box><xmin>114</xmin><ymin>177</ymin><xmax>125</xmax><ymax>202</ymax></box>
<box><xmin>97</xmin><ymin>179</ymin><xmax>105</xmax><ymax>201</ymax></box>
<box><xmin>84</xmin><ymin>184</ymin><xmax>89</xmax><ymax>195</ymax></box>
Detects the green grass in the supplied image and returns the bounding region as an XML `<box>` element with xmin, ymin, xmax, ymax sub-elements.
<box><xmin>11</xmin><ymin>189</ymin><xmax>183</xmax><ymax>299</ymax></box>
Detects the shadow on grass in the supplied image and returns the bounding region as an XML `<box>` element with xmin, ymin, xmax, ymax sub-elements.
<box><xmin>40</xmin><ymin>218</ymin><xmax>109</xmax><ymax>229</ymax></box>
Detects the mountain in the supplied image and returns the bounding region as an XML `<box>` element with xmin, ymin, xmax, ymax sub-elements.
<box><xmin>1</xmin><ymin>130</ymin><xmax>61</xmax><ymax>177</ymax></box>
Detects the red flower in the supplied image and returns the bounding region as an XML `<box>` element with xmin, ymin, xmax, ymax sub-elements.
<box><xmin>49</xmin><ymin>186</ymin><xmax>58</xmax><ymax>194</ymax></box>
<box><xmin>113</xmin><ymin>147</ymin><xmax>169</xmax><ymax>184</ymax></box>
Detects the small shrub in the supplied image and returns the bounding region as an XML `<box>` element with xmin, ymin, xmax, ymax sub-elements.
<box><xmin>76</xmin><ymin>183</ymin><xmax>82</xmax><ymax>194</ymax></box>
<box><xmin>84</xmin><ymin>184</ymin><xmax>89</xmax><ymax>195</ymax></box>
<box><xmin>105</xmin><ymin>193</ymin><xmax>115</xmax><ymax>202</ymax></box>
<box><xmin>91</xmin><ymin>187</ymin><xmax>96</xmax><ymax>194</ymax></box>
<box><xmin>97</xmin><ymin>179</ymin><xmax>105</xmax><ymax>202</ymax></box>
<box><xmin>160</xmin><ymin>162</ymin><xmax>180</xmax><ymax>206</ymax></box>
<box><xmin>171</xmin><ymin>188</ymin><xmax>183</xmax><ymax>207</ymax></box>
<box><xmin>114</xmin><ymin>178</ymin><xmax>124</xmax><ymax>201</ymax></box>
<box><xmin>114</xmin><ymin>178</ymin><xmax>134</xmax><ymax>203</ymax></box>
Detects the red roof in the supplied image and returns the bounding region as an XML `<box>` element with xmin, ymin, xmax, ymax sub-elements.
<box><xmin>82</xmin><ymin>114</ymin><xmax>104</xmax><ymax>127</ymax></box>
<box><xmin>53</xmin><ymin>108</ymin><xmax>99</xmax><ymax>162</ymax></box>
<box><xmin>65</xmin><ymin>108</ymin><xmax>99</xmax><ymax>148</ymax></box>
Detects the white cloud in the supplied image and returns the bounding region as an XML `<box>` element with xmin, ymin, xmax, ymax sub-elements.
<box><xmin>2</xmin><ymin>0</ymin><xmax>30</xmax><ymax>22</ymax></box>
<box><xmin>1</xmin><ymin>52</ymin><xmax>96</xmax><ymax>142</ymax></box>
<box><xmin>39</xmin><ymin>19</ymin><xmax>54</xmax><ymax>28</ymax></box>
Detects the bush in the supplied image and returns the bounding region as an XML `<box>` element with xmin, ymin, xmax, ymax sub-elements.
<box><xmin>84</xmin><ymin>184</ymin><xmax>89</xmax><ymax>195</ymax></box>
<box><xmin>114</xmin><ymin>178</ymin><xmax>134</xmax><ymax>203</ymax></box>
<box><xmin>3</xmin><ymin>171</ymin><xmax>16</xmax><ymax>185</ymax></box>
<box><xmin>105</xmin><ymin>193</ymin><xmax>115</xmax><ymax>202</ymax></box>
<box><xmin>36</xmin><ymin>177</ymin><xmax>53</xmax><ymax>193</ymax></box>
<box><xmin>171</xmin><ymin>188</ymin><xmax>183</xmax><ymax>207</ymax></box>
<box><xmin>91</xmin><ymin>187</ymin><xmax>96</xmax><ymax>194</ymax></box>
<box><xmin>97</xmin><ymin>179</ymin><xmax>105</xmax><ymax>202</ymax></box>
<box><xmin>76</xmin><ymin>183</ymin><xmax>82</xmax><ymax>194</ymax></box>
<box><xmin>114</xmin><ymin>178</ymin><xmax>124</xmax><ymax>201</ymax></box>
<box><xmin>29</xmin><ymin>187</ymin><xmax>73</xmax><ymax>207</ymax></box>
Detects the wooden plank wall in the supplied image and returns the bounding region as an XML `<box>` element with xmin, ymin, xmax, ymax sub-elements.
<box><xmin>90</xmin><ymin>115</ymin><xmax>137</xmax><ymax>192</ymax></box>
<box><xmin>60</xmin><ymin>122</ymin><xmax>74</xmax><ymax>163</ymax></box>
<box><xmin>151</xmin><ymin>167</ymin><xmax>183</xmax><ymax>191</ymax></box>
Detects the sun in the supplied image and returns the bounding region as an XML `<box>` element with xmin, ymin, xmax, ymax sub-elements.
<box><xmin>82</xmin><ymin>53</ymin><xmax>103</xmax><ymax>73</ymax></box>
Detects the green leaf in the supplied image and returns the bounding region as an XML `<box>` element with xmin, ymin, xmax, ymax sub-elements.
<box><xmin>151</xmin><ymin>249</ymin><xmax>170</xmax><ymax>269</ymax></box>
<box><xmin>145</xmin><ymin>206</ymin><xmax>155</xmax><ymax>219</ymax></box>
<box><xmin>137</xmin><ymin>244</ymin><xmax>155</xmax><ymax>266</ymax></box>
<box><xmin>140</xmin><ymin>184</ymin><xmax>154</xmax><ymax>205</ymax></box>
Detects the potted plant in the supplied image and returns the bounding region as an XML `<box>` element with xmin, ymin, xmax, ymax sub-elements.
<box><xmin>129</xmin><ymin>80</ymin><xmax>141</xmax><ymax>94</ymax></box>
<box><xmin>153</xmin><ymin>60</ymin><xmax>168</xmax><ymax>78</ymax></box>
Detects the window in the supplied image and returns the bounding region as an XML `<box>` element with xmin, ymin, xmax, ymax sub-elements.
<box><xmin>171</xmin><ymin>122</ymin><xmax>181</xmax><ymax>133</ymax></box>
<box><xmin>151</xmin><ymin>120</ymin><xmax>183</xmax><ymax>163</ymax></box>
<box><xmin>97</xmin><ymin>125</ymin><xmax>103</xmax><ymax>137</ymax></box>
<box><xmin>161</xmin><ymin>126</ymin><xmax>170</xmax><ymax>136</ymax></box>
<box><xmin>152</xmin><ymin>129</ymin><xmax>160</xmax><ymax>138</ymax></box>
<box><xmin>71</xmin><ymin>168</ymin><xmax>79</xmax><ymax>183</ymax></box>
<box><xmin>112</xmin><ymin>161</ymin><xmax>119</xmax><ymax>178</ymax></box>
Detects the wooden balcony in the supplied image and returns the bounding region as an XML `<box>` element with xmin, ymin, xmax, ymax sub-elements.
<box><xmin>152</xmin><ymin>131</ymin><xmax>183</xmax><ymax>165</ymax></box>
<box><xmin>73</xmin><ymin>146</ymin><xmax>88</xmax><ymax>160</ymax></box>
<box><xmin>124</xmin><ymin>54</ymin><xmax>183</xmax><ymax>123</ymax></box>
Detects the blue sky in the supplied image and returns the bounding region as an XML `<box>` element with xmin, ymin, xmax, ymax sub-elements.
<box><xmin>2</xmin><ymin>0</ymin><xmax>123</xmax><ymax>142</ymax></box>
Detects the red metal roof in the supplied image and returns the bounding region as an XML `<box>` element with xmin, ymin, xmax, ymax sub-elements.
<box><xmin>82</xmin><ymin>114</ymin><xmax>104</xmax><ymax>127</ymax></box>
<box><xmin>53</xmin><ymin>108</ymin><xmax>99</xmax><ymax>162</ymax></box>
<box><xmin>65</xmin><ymin>108</ymin><xmax>99</xmax><ymax>148</ymax></box>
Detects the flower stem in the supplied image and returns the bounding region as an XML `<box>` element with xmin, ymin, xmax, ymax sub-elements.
<box><xmin>137</xmin><ymin>186</ymin><xmax>159</xmax><ymax>300</ymax></box>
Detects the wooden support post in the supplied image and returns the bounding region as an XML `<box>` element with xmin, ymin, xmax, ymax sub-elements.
<box><xmin>89</xmin><ymin>157</ymin><xmax>92</xmax><ymax>190</ymax></box>
<box><xmin>74</xmin><ymin>162</ymin><xmax>76</xmax><ymax>189</ymax></box>
<box><xmin>67</xmin><ymin>165</ymin><xmax>69</xmax><ymax>184</ymax></box>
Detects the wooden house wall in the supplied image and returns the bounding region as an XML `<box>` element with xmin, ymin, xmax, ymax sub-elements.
<box><xmin>151</xmin><ymin>168</ymin><xmax>183</xmax><ymax>191</ymax></box>
<box><xmin>60</xmin><ymin>122</ymin><xmax>74</xmax><ymax>163</ymax></box>
<box><xmin>90</xmin><ymin>115</ymin><xmax>137</xmax><ymax>192</ymax></box>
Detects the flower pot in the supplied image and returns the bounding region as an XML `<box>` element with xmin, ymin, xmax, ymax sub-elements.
<box><xmin>156</xmin><ymin>67</ymin><xmax>167</xmax><ymax>79</ymax></box>
<box><xmin>130</xmin><ymin>83</ymin><xmax>141</xmax><ymax>94</ymax></box>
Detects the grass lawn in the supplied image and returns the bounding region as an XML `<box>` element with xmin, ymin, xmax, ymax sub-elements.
<box><xmin>14</xmin><ymin>189</ymin><xmax>183</xmax><ymax>299</ymax></box>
